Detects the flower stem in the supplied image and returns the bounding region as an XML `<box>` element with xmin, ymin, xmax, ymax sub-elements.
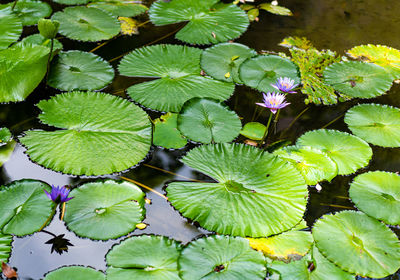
<box><xmin>41</xmin><ymin>229</ymin><xmax>57</xmax><ymax>237</ymax></box>
<box><xmin>44</xmin><ymin>38</ymin><xmax>54</xmax><ymax>86</ymax></box>
<box><xmin>273</xmin><ymin>109</ymin><xmax>281</xmax><ymax>133</ymax></box>
<box><xmin>259</xmin><ymin>112</ymin><xmax>273</xmax><ymax>146</ymax></box>
<box><xmin>60</xmin><ymin>202</ymin><xmax>66</xmax><ymax>221</ymax></box>
<box><xmin>11</xmin><ymin>0</ymin><xmax>18</xmax><ymax>10</ymax></box>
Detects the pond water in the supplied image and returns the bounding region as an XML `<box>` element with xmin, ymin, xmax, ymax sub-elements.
<box><xmin>1</xmin><ymin>0</ymin><xmax>400</xmax><ymax>279</ymax></box>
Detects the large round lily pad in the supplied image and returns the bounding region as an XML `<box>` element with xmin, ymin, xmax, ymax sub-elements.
<box><xmin>44</xmin><ymin>266</ymin><xmax>105</xmax><ymax>280</ymax></box>
<box><xmin>344</xmin><ymin>103</ymin><xmax>400</xmax><ymax>147</ymax></box>
<box><xmin>153</xmin><ymin>113</ymin><xmax>187</xmax><ymax>149</ymax></box>
<box><xmin>118</xmin><ymin>44</ymin><xmax>234</xmax><ymax>112</ymax></box>
<box><xmin>0</xmin><ymin>233</ymin><xmax>12</xmax><ymax>270</ymax></box>
<box><xmin>177</xmin><ymin>98</ymin><xmax>242</xmax><ymax>144</ymax></box>
<box><xmin>52</xmin><ymin>7</ymin><xmax>120</xmax><ymax>42</ymax></box>
<box><xmin>19</xmin><ymin>91</ymin><xmax>152</xmax><ymax>176</ymax></box>
<box><xmin>347</xmin><ymin>44</ymin><xmax>400</xmax><ymax>79</ymax></box>
<box><xmin>0</xmin><ymin>179</ymin><xmax>54</xmax><ymax>236</ymax></box>
<box><xmin>64</xmin><ymin>180</ymin><xmax>145</xmax><ymax>240</ymax></box>
<box><xmin>313</xmin><ymin>211</ymin><xmax>400</xmax><ymax>278</ymax></box>
<box><xmin>1</xmin><ymin>0</ymin><xmax>52</xmax><ymax>26</ymax></box>
<box><xmin>274</xmin><ymin>145</ymin><xmax>337</xmax><ymax>185</ymax></box>
<box><xmin>239</xmin><ymin>55</ymin><xmax>300</xmax><ymax>93</ymax></box>
<box><xmin>106</xmin><ymin>235</ymin><xmax>181</xmax><ymax>280</ymax></box>
<box><xmin>48</xmin><ymin>51</ymin><xmax>115</xmax><ymax>91</ymax></box>
<box><xmin>201</xmin><ymin>42</ymin><xmax>257</xmax><ymax>83</ymax></box>
<box><xmin>0</xmin><ymin>7</ymin><xmax>22</xmax><ymax>50</ymax></box>
<box><xmin>167</xmin><ymin>143</ymin><xmax>308</xmax><ymax>237</ymax></box>
<box><xmin>16</xmin><ymin>34</ymin><xmax>63</xmax><ymax>55</ymax></box>
<box><xmin>323</xmin><ymin>61</ymin><xmax>393</xmax><ymax>98</ymax></box>
<box><xmin>149</xmin><ymin>0</ymin><xmax>249</xmax><ymax>45</ymax></box>
<box><xmin>179</xmin><ymin>235</ymin><xmax>266</xmax><ymax>280</ymax></box>
<box><xmin>88</xmin><ymin>1</ymin><xmax>148</xmax><ymax>17</ymax></box>
<box><xmin>349</xmin><ymin>171</ymin><xmax>400</xmax><ymax>225</ymax></box>
<box><xmin>296</xmin><ymin>129</ymin><xmax>372</xmax><ymax>175</ymax></box>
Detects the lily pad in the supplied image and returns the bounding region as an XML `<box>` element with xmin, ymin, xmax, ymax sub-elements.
<box><xmin>313</xmin><ymin>211</ymin><xmax>400</xmax><ymax>278</ymax></box>
<box><xmin>1</xmin><ymin>0</ymin><xmax>52</xmax><ymax>26</ymax></box>
<box><xmin>167</xmin><ymin>143</ymin><xmax>308</xmax><ymax>237</ymax></box>
<box><xmin>200</xmin><ymin>42</ymin><xmax>257</xmax><ymax>83</ymax></box>
<box><xmin>17</xmin><ymin>34</ymin><xmax>63</xmax><ymax>54</ymax></box>
<box><xmin>268</xmin><ymin>256</ymin><xmax>311</xmax><ymax>280</ymax></box>
<box><xmin>248</xmin><ymin>230</ymin><xmax>313</xmax><ymax>262</ymax></box>
<box><xmin>106</xmin><ymin>235</ymin><xmax>181</xmax><ymax>280</ymax></box>
<box><xmin>274</xmin><ymin>145</ymin><xmax>337</xmax><ymax>185</ymax></box>
<box><xmin>179</xmin><ymin>235</ymin><xmax>266</xmax><ymax>280</ymax></box>
<box><xmin>149</xmin><ymin>0</ymin><xmax>249</xmax><ymax>45</ymax></box>
<box><xmin>296</xmin><ymin>129</ymin><xmax>372</xmax><ymax>175</ymax></box>
<box><xmin>177</xmin><ymin>98</ymin><xmax>242</xmax><ymax>144</ymax></box>
<box><xmin>349</xmin><ymin>171</ymin><xmax>400</xmax><ymax>225</ymax></box>
<box><xmin>0</xmin><ymin>233</ymin><xmax>12</xmax><ymax>270</ymax></box>
<box><xmin>118</xmin><ymin>44</ymin><xmax>234</xmax><ymax>112</ymax></box>
<box><xmin>347</xmin><ymin>44</ymin><xmax>400</xmax><ymax>79</ymax></box>
<box><xmin>239</xmin><ymin>55</ymin><xmax>300</xmax><ymax>93</ymax></box>
<box><xmin>240</xmin><ymin>122</ymin><xmax>266</xmax><ymax>140</ymax></box>
<box><xmin>153</xmin><ymin>113</ymin><xmax>187</xmax><ymax>149</ymax></box>
<box><xmin>64</xmin><ymin>180</ymin><xmax>145</xmax><ymax>240</ymax></box>
<box><xmin>0</xmin><ymin>141</ymin><xmax>16</xmax><ymax>167</ymax></box>
<box><xmin>53</xmin><ymin>0</ymin><xmax>89</xmax><ymax>5</ymax></box>
<box><xmin>259</xmin><ymin>3</ymin><xmax>292</xmax><ymax>16</ymax></box>
<box><xmin>19</xmin><ymin>91</ymin><xmax>152</xmax><ymax>176</ymax></box>
<box><xmin>88</xmin><ymin>1</ymin><xmax>148</xmax><ymax>17</ymax></box>
<box><xmin>323</xmin><ymin>61</ymin><xmax>393</xmax><ymax>98</ymax></box>
<box><xmin>0</xmin><ymin>44</ymin><xmax>49</xmax><ymax>102</ymax></box>
<box><xmin>44</xmin><ymin>266</ymin><xmax>105</xmax><ymax>280</ymax></box>
<box><xmin>344</xmin><ymin>103</ymin><xmax>400</xmax><ymax>147</ymax></box>
<box><xmin>0</xmin><ymin>179</ymin><xmax>54</xmax><ymax>236</ymax></box>
<box><xmin>0</xmin><ymin>128</ymin><xmax>11</xmax><ymax>146</ymax></box>
<box><xmin>48</xmin><ymin>51</ymin><xmax>115</xmax><ymax>91</ymax></box>
<box><xmin>52</xmin><ymin>7</ymin><xmax>120</xmax><ymax>42</ymax></box>
<box><xmin>0</xmin><ymin>7</ymin><xmax>22</xmax><ymax>50</ymax></box>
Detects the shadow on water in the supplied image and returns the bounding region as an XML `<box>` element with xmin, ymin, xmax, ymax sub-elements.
<box><xmin>1</xmin><ymin>0</ymin><xmax>400</xmax><ymax>279</ymax></box>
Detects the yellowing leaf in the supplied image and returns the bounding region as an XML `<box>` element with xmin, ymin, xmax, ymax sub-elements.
<box><xmin>279</xmin><ymin>36</ymin><xmax>314</xmax><ymax>50</ymax></box>
<box><xmin>224</xmin><ymin>72</ymin><xmax>231</xmax><ymax>78</ymax></box>
<box><xmin>119</xmin><ymin>17</ymin><xmax>139</xmax><ymax>36</ymax></box>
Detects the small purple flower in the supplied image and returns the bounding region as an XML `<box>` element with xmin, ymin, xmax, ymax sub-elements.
<box><xmin>256</xmin><ymin>92</ymin><xmax>290</xmax><ymax>114</ymax></box>
<box><xmin>271</xmin><ymin>77</ymin><xmax>298</xmax><ymax>94</ymax></box>
<box><xmin>44</xmin><ymin>185</ymin><xmax>74</xmax><ymax>204</ymax></box>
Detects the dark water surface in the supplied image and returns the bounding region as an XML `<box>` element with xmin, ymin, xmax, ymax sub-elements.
<box><xmin>1</xmin><ymin>0</ymin><xmax>400</xmax><ymax>279</ymax></box>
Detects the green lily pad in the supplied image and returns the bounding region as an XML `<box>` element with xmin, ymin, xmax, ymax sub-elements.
<box><xmin>248</xmin><ymin>230</ymin><xmax>313</xmax><ymax>262</ymax></box>
<box><xmin>19</xmin><ymin>91</ymin><xmax>152</xmax><ymax>176</ymax></box>
<box><xmin>240</xmin><ymin>122</ymin><xmax>266</xmax><ymax>140</ymax></box>
<box><xmin>177</xmin><ymin>98</ymin><xmax>242</xmax><ymax>144</ymax></box>
<box><xmin>153</xmin><ymin>113</ymin><xmax>187</xmax><ymax>149</ymax></box>
<box><xmin>0</xmin><ymin>7</ymin><xmax>22</xmax><ymax>50</ymax></box>
<box><xmin>349</xmin><ymin>171</ymin><xmax>400</xmax><ymax>225</ymax></box>
<box><xmin>149</xmin><ymin>0</ymin><xmax>249</xmax><ymax>45</ymax></box>
<box><xmin>64</xmin><ymin>180</ymin><xmax>145</xmax><ymax>240</ymax></box>
<box><xmin>88</xmin><ymin>1</ymin><xmax>148</xmax><ymax>17</ymax></box>
<box><xmin>0</xmin><ymin>179</ymin><xmax>54</xmax><ymax>236</ymax></box>
<box><xmin>323</xmin><ymin>61</ymin><xmax>393</xmax><ymax>98</ymax></box>
<box><xmin>344</xmin><ymin>103</ymin><xmax>400</xmax><ymax>147</ymax></box>
<box><xmin>0</xmin><ymin>141</ymin><xmax>16</xmax><ymax>167</ymax></box>
<box><xmin>16</xmin><ymin>34</ymin><xmax>63</xmax><ymax>54</ymax></box>
<box><xmin>118</xmin><ymin>44</ymin><xmax>234</xmax><ymax>112</ymax></box>
<box><xmin>347</xmin><ymin>44</ymin><xmax>400</xmax><ymax>79</ymax></box>
<box><xmin>44</xmin><ymin>266</ymin><xmax>105</xmax><ymax>280</ymax></box>
<box><xmin>200</xmin><ymin>42</ymin><xmax>257</xmax><ymax>83</ymax></box>
<box><xmin>106</xmin><ymin>235</ymin><xmax>181</xmax><ymax>280</ymax></box>
<box><xmin>167</xmin><ymin>143</ymin><xmax>308</xmax><ymax>237</ymax></box>
<box><xmin>0</xmin><ymin>233</ymin><xmax>12</xmax><ymax>271</ymax></box>
<box><xmin>296</xmin><ymin>129</ymin><xmax>372</xmax><ymax>175</ymax></box>
<box><xmin>313</xmin><ymin>211</ymin><xmax>400</xmax><ymax>278</ymax></box>
<box><xmin>268</xmin><ymin>256</ymin><xmax>311</xmax><ymax>280</ymax></box>
<box><xmin>53</xmin><ymin>0</ymin><xmax>89</xmax><ymax>5</ymax></box>
<box><xmin>179</xmin><ymin>235</ymin><xmax>266</xmax><ymax>279</ymax></box>
<box><xmin>48</xmin><ymin>51</ymin><xmax>115</xmax><ymax>91</ymax></box>
<box><xmin>52</xmin><ymin>7</ymin><xmax>120</xmax><ymax>42</ymax></box>
<box><xmin>274</xmin><ymin>145</ymin><xmax>337</xmax><ymax>185</ymax></box>
<box><xmin>0</xmin><ymin>128</ymin><xmax>11</xmax><ymax>146</ymax></box>
<box><xmin>0</xmin><ymin>44</ymin><xmax>49</xmax><ymax>102</ymax></box>
<box><xmin>259</xmin><ymin>3</ymin><xmax>292</xmax><ymax>16</ymax></box>
<box><xmin>1</xmin><ymin>0</ymin><xmax>52</xmax><ymax>26</ymax></box>
<box><xmin>239</xmin><ymin>55</ymin><xmax>300</xmax><ymax>93</ymax></box>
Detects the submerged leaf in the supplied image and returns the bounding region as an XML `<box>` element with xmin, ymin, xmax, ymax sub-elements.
<box><xmin>177</xmin><ymin>98</ymin><xmax>242</xmax><ymax>144</ymax></box>
<box><xmin>313</xmin><ymin>211</ymin><xmax>400</xmax><ymax>278</ymax></box>
<box><xmin>118</xmin><ymin>44</ymin><xmax>234</xmax><ymax>112</ymax></box>
<box><xmin>153</xmin><ymin>113</ymin><xmax>187</xmax><ymax>149</ymax></box>
<box><xmin>43</xmin><ymin>266</ymin><xmax>105</xmax><ymax>280</ymax></box>
<box><xmin>106</xmin><ymin>235</ymin><xmax>181</xmax><ymax>280</ymax></box>
<box><xmin>344</xmin><ymin>103</ymin><xmax>400</xmax><ymax>147</ymax></box>
<box><xmin>0</xmin><ymin>7</ymin><xmax>22</xmax><ymax>50</ymax></box>
<box><xmin>167</xmin><ymin>143</ymin><xmax>308</xmax><ymax>237</ymax></box>
<box><xmin>19</xmin><ymin>92</ymin><xmax>152</xmax><ymax>176</ymax></box>
<box><xmin>149</xmin><ymin>0</ymin><xmax>249</xmax><ymax>44</ymax></box>
<box><xmin>64</xmin><ymin>180</ymin><xmax>145</xmax><ymax>240</ymax></box>
<box><xmin>179</xmin><ymin>235</ymin><xmax>266</xmax><ymax>279</ymax></box>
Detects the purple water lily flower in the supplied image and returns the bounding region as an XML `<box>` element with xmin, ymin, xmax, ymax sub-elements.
<box><xmin>256</xmin><ymin>92</ymin><xmax>290</xmax><ymax>114</ymax></box>
<box><xmin>44</xmin><ymin>185</ymin><xmax>74</xmax><ymax>203</ymax></box>
<box><xmin>271</xmin><ymin>77</ymin><xmax>298</xmax><ymax>93</ymax></box>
